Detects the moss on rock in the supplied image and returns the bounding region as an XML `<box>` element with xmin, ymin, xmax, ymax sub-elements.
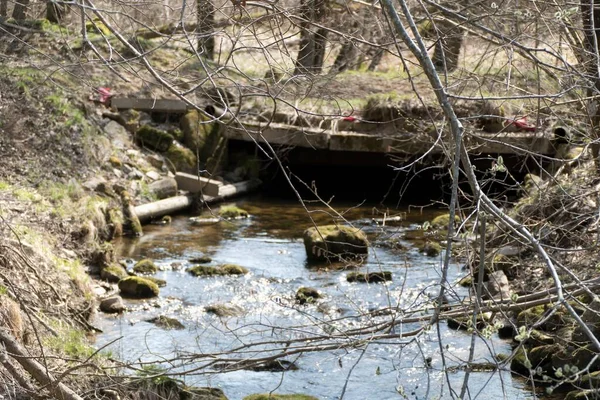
<box><xmin>189</xmin><ymin>255</ymin><xmax>212</xmax><ymax>264</ymax></box>
<box><xmin>180</xmin><ymin>110</ymin><xmax>225</xmax><ymax>174</ymax></box>
<box><xmin>296</xmin><ymin>287</ymin><xmax>322</xmax><ymax>304</ymax></box>
<box><xmin>100</xmin><ymin>263</ymin><xmax>128</xmax><ymax>283</ymax></box>
<box><xmin>143</xmin><ymin>276</ymin><xmax>167</xmax><ymax>287</ymax></box>
<box><xmin>147</xmin><ymin>315</ymin><xmax>184</xmax><ymax>330</ymax></box>
<box><xmin>136</xmin><ymin>125</ymin><xmax>174</xmax><ymax>152</ymax></box>
<box><xmin>205</xmin><ymin>303</ymin><xmax>244</xmax><ymax>317</ymax></box>
<box><xmin>165</xmin><ymin>142</ymin><xmax>196</xmax><ymax>173</ymax></box>
<box><xmin>118</xmin><ymin>276</ymin><xmax>159</xmax><ymax>298</ymax></box>
<box><xmin>347</xmin><ymin>271</ymin><xmax>392</xmax><ymax>283</ymax></box>
<box><xmin>133</xmin><ymin>259</ymin><xmax>158</xmax><ymax>274</ymax></box>
<box><xmin>303</xmin><ymin>225</ymin><xmax>368</xmax><ymax>262</ymax></box>
<box><xmin>430</xmin><ymin>213</ymin><xmax>460</xmax><ymax>229</ymax></box>
<box><xmin>188</xmin><ymin>264</ymin><xmax>248</xmax><ymax>277</ymax></box>
<box><xmin>421</xmin><ymin>241</ymin><xmax>442</xmax><ymax>257</ymax></box>
<box><xmin>218</xmin><ymin>205</ymin><xmax>249</xmax><ymax>219</ymax></box>
<box><xmin>458</xmin><ymin>274</ymin><xmax>472</xmax><ymax>287</ymax></box>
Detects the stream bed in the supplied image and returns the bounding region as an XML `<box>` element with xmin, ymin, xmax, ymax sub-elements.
<box><xmin>95</xmin><ymin>197</ymin><xmax>534</xmax><ymax>400</ymax></box>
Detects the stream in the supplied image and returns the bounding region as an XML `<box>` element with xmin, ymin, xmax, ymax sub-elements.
<box><xmin>95</xmin><ymin>197</ymin><xmax>534</xmax><ymax>400</ymax></box>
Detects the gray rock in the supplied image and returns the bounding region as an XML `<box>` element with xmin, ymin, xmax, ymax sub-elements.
<box><xmin>82</xmin><ymin>176</ymin><xmax>107</xmax><ymax>191</ymax></box>
<box><xmin>103</xmin><ymin>120</ymin><xmax>131</xmax><ymax>150</ymax></box>
<box><xmin>147</xmin><ymin>154</ymin><xmax>164</xmax><ymax>169</ymax></box>
<box><xmin>149</xmin><ymin>178</ymin><xmax>177</xmax><ymax>199</ymax></box>
<box><xmin>100</xmin><ymin>296</ymin><xmax>126</xmax><ymax>314</ymax></box>
<box><xmin>485</xmin><ymin>270</ymin><xmax>511</xmax><ymax>301</ymax></box>
<box><xmin>146</xmin><ymin>170</ymin><xmax>161</xmax><ymax>181</ymax></box>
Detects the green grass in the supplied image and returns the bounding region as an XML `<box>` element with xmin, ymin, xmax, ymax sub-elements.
<box><xmin>45</xmin><ymin>326</ymin><xmax>96</xmax><ymax>358</ymax></box>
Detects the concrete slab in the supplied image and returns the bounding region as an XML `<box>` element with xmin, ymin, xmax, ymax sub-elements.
<box><xmin>226</xmin><ymin>122</ymin><xmax>330</xmax><ymax>149</ymax></box>
<box><xmin>175</xmin><ymin>172</ymin><xmax>222</xmax><ymax>197</ymax></box>
<box><xmin>112</xmin><ymin>98</ymin><xmax>188</xmax><ymax>113</ymax></box>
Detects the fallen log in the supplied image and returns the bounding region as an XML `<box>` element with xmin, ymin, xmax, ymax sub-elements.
<box><xmin>134</xmin><ymin>179</ymin><xmax>260</xmax><ymax>223</ymax></box>
<box><xmin>0</xmin><ymin>329</ymin><xmax>83</xmax><ymax>400</ymax></box>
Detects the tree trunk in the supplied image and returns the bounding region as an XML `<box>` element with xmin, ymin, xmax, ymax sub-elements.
<box><xmin>580</xmin><ymin>0</ymin><xmax>600</xmax><ymax>172</ymax></box>
<box><xmin>312</xmin><ymin>27</ymin><xmax>328</xmax><ymax>74</ymax></box>
<box><xmin>367</xmin><ymin>48</ymin><xmax>384</xmax><ymax>71</ymax></box>
<box><xmin>46</xmin><ymin>0</ymin><xmax>70</xmax><ymax>24</ymax></box>
<box><xmin>293</xmin><ymin>0</ymin><xmax>326</xmax><ymax>75</ymax></box>
<box><xmin>0</xmin><ymin>0</ymin><xmax>8</xmax><ymax>18</ymax></box>
<box><xmin>11</xmin><ymin>0</ymin><xmax>29</xmax><ymax>20</ymax></box>
<box><xmin>295</xmin><ymin>29</ymin><xmax>315</xmax><ymax>75</ymax></box>
<box><xmin>333</xmin><ymin>40</ymin><xmax>358</xmax><ymax>72</ymax></box>
<box><xmin>197</xmin><ymin>0</ymin><xmax>215</xmax><ymax>59</ymax></box>
<box><xmin>431</xmin><ymin>20</ymin><xmax>464</xmax><ymax>73</ymax></box>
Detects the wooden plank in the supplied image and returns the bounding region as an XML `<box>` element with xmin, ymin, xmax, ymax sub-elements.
<box><xmin>175</xmin><ymin>172</ymin><xmax>222</xmax><ymax>197</ymax></box>
<box><xmin>111</xmin><ymin>98</ymin><xmax>188</xmax><ymax>113</ymax></box>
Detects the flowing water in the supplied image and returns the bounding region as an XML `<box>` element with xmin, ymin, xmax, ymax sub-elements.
<box><xmin>95</xmin><ymin>197</ymin><xmax>534</xmax><ymax>400</ymax></box>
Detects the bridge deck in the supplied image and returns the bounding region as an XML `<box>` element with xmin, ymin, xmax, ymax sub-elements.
<box><xmin>224</xmin><ymin>121</ymin><xmax>556</xmax><ymax>155</ymax></box>
<box><xmin>110</xmin><ymin>97</ymin><xmax>555</xmax><ymax>155</ymax></box>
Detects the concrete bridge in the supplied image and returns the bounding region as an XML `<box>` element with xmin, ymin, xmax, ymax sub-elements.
<box><xmin>224</xmin><ymin>120</ymin><xmax>555</xmax><ymax>156</ymax></box>
<box><xmin>111</xmin><ymin>97</ymin><xmax>557</xmax><ymax>158</ymax></box>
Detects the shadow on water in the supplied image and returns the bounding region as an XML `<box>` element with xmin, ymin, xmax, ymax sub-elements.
<box><xmin>100</xmin><ymin>198</ymin><xmax>534</xmax><ymax>400</ymax></box>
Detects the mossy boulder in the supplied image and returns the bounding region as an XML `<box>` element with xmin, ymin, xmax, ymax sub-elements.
<box><xmin>205</xmin><ymin>303</ymin><xmax>244</xmax><ymax>317</ymax></box>
<box><xmin>85</xmin><ymin>19</ymin><xmax>111</xmax><ymax>35</ymax></box>
<box><xmin>165</xmin><ymin>142</ymin><xmax>196</xmax><ymax>173</ymax></box>
<box><xmin>188</xmin><ymin>264</ymin><xmax>248</xmax><ymax>277</ymax></box>
<box><xmin>303</xmin><ymin>225</ymin><xmax>368</xmax><ymax>262</ymax></box>
<box><xmin>189</xmin><ymin>255</ymin><xmax>212</xmax><ymax>264</ymax></box>
<box><xmin>180</xmin><ymin>110</ymin><xmax>226</xmax><ymax>174</ymax></box>
<box><xmin>143</xmin><ymin>276</ymin><xmax>167</xmax><ymax>287</ymax></box>
<box><xmin>421</xmin><ymin>241</ymin><xmax>442</xmax><ymax>257</ymax></box>
<box><xmin>243</xmin><ymin>395</ymin><xmax>318</xmax><ymax>400</ymax></box>
<box><xmin>218</xmin><ymin>205</ymin><xmax>249</xmax><ymax>219</ymax></box>
<box><xmin>430</xmin><ymin>213</ymin><xmax>460</xmax><ymax>229</ymax></box>
<box><xmin>100</xmin><ymin>263</ymin><xmax>128</xmax><ymax>283</ymax></box>
<box><xmin>147</xmin><ymin>315</ymin><xmax>185</xmax><ymax>330</ymax></box>
<box><xmin>346</xmin><ymin>271</ymin><xmax>392</xmax><ymax>283</ymax></box>
<box><xmin>118</xmin><ymin>276</ymin><xmax>159</xmax><ymax>298</ymax></box>
<box><xmin>133</xmin><ymin>259</ymin><xmax>158</xmax><ymax>275</ymax></box>
<box><xmin>447</xmin><ymin>312</ymin><xmax>492</xmax><ymax>331</ymax></box>
<box><xmin>136</xmin><ymin>125</ymin><xmax>174</xmax><ymax>152</ymax></box>
<box><xmin>517</xmin><ymin>305</ymin><xmax>570</xmax><ymax>331</ymax></box>
<box><xmin>296</xmin><ymin>287</ymin><xmax>322</xmax><ymax>305</ymax></box>
<box><xmin>457</xmin><ymin>274</ymin><xmax>472</xmax><ymax>287</ymax></box>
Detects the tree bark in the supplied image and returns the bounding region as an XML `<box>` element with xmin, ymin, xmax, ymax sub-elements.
<box><xmin>332</xmin><ymin>40</ymin><xmax>358</xmax><ymax>72</ymax></box>
<box><xmin>431</xmin><ymin>19</ymin><xmax>464</xmax><ymax>73</ymax></box>
<box><xmin>0</xmin><ymin>0</ymin><xmax>8</xmax><ymax>18</ymax></box>
<box><xmin>11</xmin><ymin>0</ymin><xmax>29</xmax><ymax>20</ymax></box>
<box><xmin>312</xmin><ymin>27</ymin><xmax>329</xmax><ymax>74</ymax></box>
<box><xmin>580</xmin><ymin>0</ymin><xmax>600</xmax><ymax>172</ymax></box>
<box><xmin>46</xmin><ymin>0</ymin><xmax>70</xmax><ymax>23</ymax></box>
<box><xmin>293</xmin><ymin>0</ymin><xmax>327</xmax><ymax>75</ymax></box>
<box><xmin>197</xmin><ymin>0</ymin><xmax>215</xmax><ymax>59</ymax></box>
